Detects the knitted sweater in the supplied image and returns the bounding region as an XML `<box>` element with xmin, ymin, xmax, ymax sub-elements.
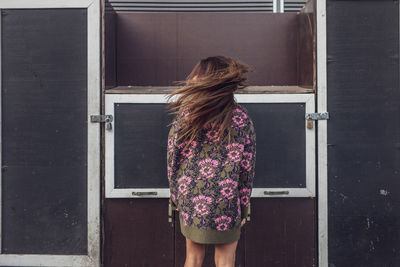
<box><xmin>167</xmin><ymin>103</ymin><xmax>256</xmax><ymax>234</ymax></box>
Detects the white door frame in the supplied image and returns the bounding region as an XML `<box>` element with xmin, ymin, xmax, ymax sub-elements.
<box><xmin>0</xmin><ymin>1</ymin><xmax>100</xmax><ymax>266</ymax></box>
<box><xmin>316</xmin><ymin>0</ymin><xmax>328</xmax><ymax>266</ymax></box>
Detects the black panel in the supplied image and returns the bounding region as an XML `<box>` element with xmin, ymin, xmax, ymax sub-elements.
<box><xmin>242</xmin><ymin>103</ymin><xmax>306</xmax><ymax>188</ymax></box>
<box><xmin>114</xmin><ymin>103</ymin><xmax>306</xmax><ymax>189</ymax></box>
<box><xmin>327</xmin><ymin>1</ymin><xmax>400</xmax><ymax>266</ymax></box>
<box><xmin>114</xmin><ymin>103</ymin><xmax>173</xmax><ymax>188</ymax></box>
<box><xmin>2</xmin><ymin>9</ymin><xmax>88</xmax><ymax>254</ymax></box>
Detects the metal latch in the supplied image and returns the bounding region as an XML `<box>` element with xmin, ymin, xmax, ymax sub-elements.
<box><xmin>305</xmin><ymin>112</ymin><xmax>329</xmax><ymax>129</ymax></box>
<box><xmin>264</xmin><ymin>190</ymin><xmax>290</xmax><ymax>195</ymax></box>
<box><xmin>132</xmin><ymin>191</ymin><xmax>158</xmax><ymax>196</ymax></box>
<box><xmin>90</xmin><ymin>115</ymin><xmax>113</xmax><ymax>130</ymax></box>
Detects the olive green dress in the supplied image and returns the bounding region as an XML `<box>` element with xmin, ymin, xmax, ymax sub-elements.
<box><xmin>167</xmin><ymin>104</ymin><xmax>256</xmax><ymax>244</ymax></box>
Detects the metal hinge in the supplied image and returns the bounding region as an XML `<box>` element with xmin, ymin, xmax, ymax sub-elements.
<box><xmin>90</xmin><ymin>115</ymin><xmax>113</xmax><ymax>130</ymax></box>
<box><xmin>305</xmin><ymin>112</ymin><xmax>329</xmax><ymax>120</ymax></box>
<box><xmin>304</xmin><ymin>112</ymin><xmax>329</xmax><ymax>129</ymax></box>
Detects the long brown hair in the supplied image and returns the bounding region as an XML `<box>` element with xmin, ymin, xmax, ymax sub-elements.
<box><xmin>166</xmin><ymin>56</ymin><xmax>254</xmax><ymax>150</ymax></box>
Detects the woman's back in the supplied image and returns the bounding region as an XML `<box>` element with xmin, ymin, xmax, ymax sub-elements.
<box><xmin>167</xmin><ymin>103</ymin><xmax>256</xmax><ymax>244</ymax></box>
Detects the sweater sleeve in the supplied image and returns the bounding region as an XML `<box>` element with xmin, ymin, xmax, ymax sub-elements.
<box><xmin>239</xmin><ymin>118</ymin><xmax>256</xmax><ymax>220</ymax></box>
<box><xmin>167</xmin><ymin>118</ymin><xmax>179</xmax><ymax>211</ymax></box>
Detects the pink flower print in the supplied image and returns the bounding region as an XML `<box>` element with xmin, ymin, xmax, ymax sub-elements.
<box><xmin>193</xmin><ymin>195</ymin><xmax>213</xmax><ymax>204</ymax></box>
<box><xmin>167</xmin><ymin>138</ymin><xmax>174</xmax><ymax>152</ymax></box>
<box><xmin>178</xmin><ymin>175</ymin><xmax>192</xmax><ymax>184</ymax></box>
<box><xmin>168</xmin><ymin>133</ymin><xmax>178</xmax><ymax>153</ymax></box>
<box><xmin>239</xmin><ymin>188</ymin><xmax>251</xmax><ymax>206</ymax></box>
<box><xmin>178</xmin><ymin>183</ymin><xmax>188</xmax><ymax>195</ymax></box>
<box><xmin>193</xmin><ymin>195</ymin><xmax>212</xmax><ymax>216</ymax></box>
<box><xmin>219</xmin><ymin>179</ymin><xmax>238</xmax><ymax>188</ymax></box>
<box><xmin>221</xmin><ymin>187</ymin><xmax>233</xmax><ymax>199</ymax></box>
<box><xmin>233</xmin><ymin>108</ymin><xmax>248</xmax><ymax>119</ymax></box>
<box><xmin>218</xmin><ymin>179</ymin><xmax>238</xmax><ymax>200</ymax></box>
<box><xmin>181</xmin><ymin>211</ymin><xmax>190</xmax><ymax>226</ymax></box>
<box><xmin>232</xmin><ymin>115</ymin><xmax>246</xmax><ymax>127</ymax></box>
<box><xmin>240</xmin><ymin>152</ymin><xmax>253</xmax><ymax>171</ymax></box>
<box><xmin>177</xmin><ymin>176</ymin><xmax>192</xmax><ymax>196</ymax></box>
<box><xmin>226</xmin><ymin>143</ymin><xmax>244</xmax><ymax>163</ymax></box>
<box><xmin>171</xmin><ymin>192</ymin><xmax>176</xmax><ymax>203</ymax></box>
<box><xmin>215</xmin><ymin>215</ymin><xmax>232</xmax><ymax>231</ymax></box>
<box><xmin>240</xmin><ymin>159</ymin><xmax>251</xmax><ymax>171</ymax></box>
<box><xmin>205</xmin><ymin>129</ymin><xmax>220</xmax><ymax>142</ymax></box>
<box><xmin>179</xmin><ymin>140</ymin><xmax>197</xmax><ymax>159</ymax></box>
<box><xmin>226</xmin><ymin>143</ymin><xmax>244</xmax><ymax>152</ymax></box>
<box><xmin>194</xmin><ymin>203</ymin><xmax>209</xmax><ymax>216</ymax></box>
<box><xmin>227</xmin><ymin>150</ymin><xmax>240</xmax><ymax>162</ymax></box>
<box><xmin>240</xmin><ymin>195</ymin><xmax>250</xmax><ymax>206</ymax></box>
<box><xmin>181</xmin><ymin>147</ymin><xmax>193</xmax><ymax>158</ymax></box>
<box><xmin>199</xmin><ymin>158</ymin><xmax>219</xmax><ymax>178</ymax></box>
<box><xmin>243</xmin><ymin>151</ymin><xmax>253</xmax><ymax>159</ymax></box>
<box><xmin>167</xmin><ymin>165</ymin><xmax>173</xmax><ymax>181</ymax></box>
<box><xmin>231</xmin><ymin>108</ymin><xmax>247</xmax><ymax>127</ymax></box>
<box><xmin>203</xmin><ymin>122</ymin><xmax>221</xmax><ymax>144</ymax></box>
<box><xmin>245</xmin><ymin>134</ymin><xmax>251</xmax><ymax>145</ymax></box>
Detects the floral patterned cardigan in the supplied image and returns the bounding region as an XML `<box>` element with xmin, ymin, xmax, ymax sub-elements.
<box><xmin>167</xmin><ymin>104</ymin><xmax>256</xmax><ymax>231</ymax></box>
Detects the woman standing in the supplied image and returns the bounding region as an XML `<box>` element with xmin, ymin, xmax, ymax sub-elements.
<box><xmin>167</xmin><ymin>56</ymin><xmax>256</xmax><ymax>267</ymax></box>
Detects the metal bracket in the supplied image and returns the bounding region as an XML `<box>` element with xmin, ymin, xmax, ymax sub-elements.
<box><xmin>90</xmin><ymin>114</ymin><xmax>113</xmax><ymax>123</ymax></box>
<box><xmin>305</xmin><ymin>112</ymin><xmax>329</xmax><ymax>120</ymax></box>
<box><xmin>304</xmin><ymin>112</ymin><xmax>329</xmax><ymax>129</ymax></box>
<box><xmin>90</xmin><ymin>115</ymin><xmax>113</xmax><ymax>130</ymax></box>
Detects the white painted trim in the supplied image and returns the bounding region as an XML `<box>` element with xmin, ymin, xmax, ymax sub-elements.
<box><xmin>105</xmin><ymin>93</ymin><xmax>315</xmax><ymax>198</ymax></box>
<box><xmin>0</xmin><ymin>255</ymin><xmax>95</xmax><ymax>267</ymax></box>
<box><xmin>104</xmin><ymin>95</ymin><xmax>115</xmax><ymax>198</ymax></box>
<box><xmin>234</xmin><ymin>92</ymin><xmax>312</xmax><ymax>103</ymax></box>
<box><xmin>253</xmin><ymin>187</ymin><xmax>314</xmax><ymax>197</ymax></box>
<box><xmin>317</xmin><ymin>0</ymin><xmax>329</xmax><ymax>265</ymax></box>
<box><xmin>0</xmin><ymin>0</ymin><xmax>94</xmax><ymax>9</ymax></box>
<box><xmin>86</xmin><ymin>0</ymin><xmax>101</xmax><ymax>266</ymax></box>
<box><xmin>0</xmin><ymin>1</ymin><xmax>101</xmax><ymax>266</ymax></box>
<box><xmin>108</xmin><ymin>188</ymin><xmax>172</xmax><ymax>198</ymax></box>
<box><xmin>273</xmin><ymin>0</ymin><xmax>277</xmax><ymax>12</ymax></box>
<box><xmin>0</xmin><ymin>10</ymin><xmax>2</xmax><ymax>254</ymax></box>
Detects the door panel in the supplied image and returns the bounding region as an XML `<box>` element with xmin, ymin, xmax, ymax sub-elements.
<box><xmin>245</xmin><ymin>198</ymin><xmax>316</xmax><ymax>266</ymax></box>
<box><xmin>0</xmin><ymin>1</ymin><xmax>100</xmax><ymax>266</ymax></box>
<box><xmin>2</xmin><ymin>7</ymin><xmax>88</xmax><ymax>255</ymax></box>
<box><xmin>114</xmin><ymin>103</ymin><xmax>173</xmax><ymax>189</ymax></box>
<box><xmin>242</xmin><ymin>103</ymin><xmax>306</xmax><ymax>188</ymax></box>
<box><xmin>103</xmin><ymin>198</ymin><xmax>174</xmax><ymax>267</ymax></box>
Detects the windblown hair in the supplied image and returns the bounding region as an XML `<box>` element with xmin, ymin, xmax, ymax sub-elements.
<box><xmin>166</xmin><ymin>56</ymin><xmax>254</xmax><ymax>150</ymax></box>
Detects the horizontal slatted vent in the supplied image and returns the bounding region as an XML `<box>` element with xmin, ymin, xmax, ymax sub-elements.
<box><xmin>284</xmin><ymin>0</ymin><xmax>307</xmax><ymax>12</ymax></box>
<box><xmin>105</xmin><ymin>1</ymin><xmax>275</xmax><ymax>12</ymax></box>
